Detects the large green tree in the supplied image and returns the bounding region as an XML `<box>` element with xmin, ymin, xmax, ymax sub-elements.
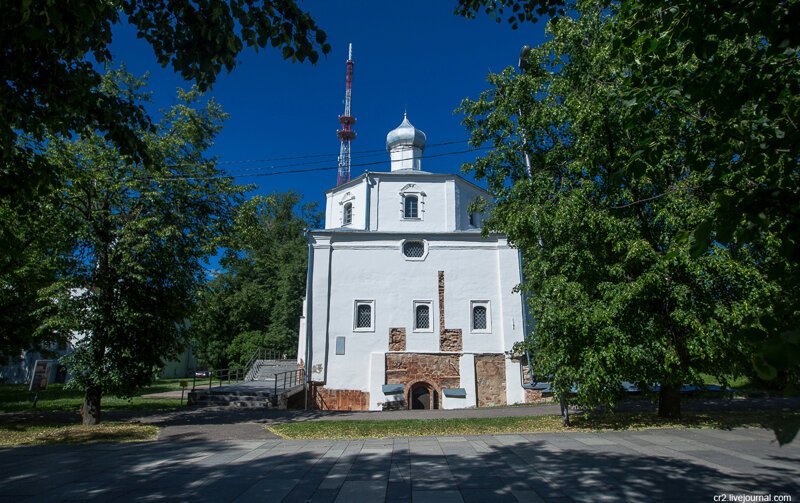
<box><xmin>456</xmin><ymin>0</ymin><xmax>800</xmax><ymax>389</ymax></box>
<box><xmin>459</xmin><ymin>4</ymin><xmax>781</xmax><ymax>418</ymax></box>
<box><xmin>2</xmin><ymin>0</ymin><xmax>330</xmax><ymax>200</ymax></box>
<box><xmin>42</xmin><ymin>70</ymin><xmax>242</xmax><ymax>425</ymax></box>
<box><xmin>191</xmin><ymin>192</ymin><xmax>319</xmax><ymax>369</ymax></box>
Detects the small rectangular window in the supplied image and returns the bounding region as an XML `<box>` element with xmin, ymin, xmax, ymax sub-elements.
<box><xmin>404</xmin><ymin>195</ymin><xmax>418</xmax><ymax>218</ymax></box>
<box><xmin>343</xmin><ymin>202</ymin><xmax>353</xmax><ymax>225</ymax></box>
<box><xmin>353</xmin><ymin>300</ymin><xmax>375</xmax><ymax>331</ymax></box>
<box><xmin>471</xmin><ymin>301</ymin><xmax>491</xmax><ymax>333</ymax></box>
<box><xmin>413</xmin><ymin>300</ymin><xmax>433</xmax><ymax>332</ymax></box>
<box><xmin>335</xmin><ymin>336</ymin><xmax>346</xmax><ymax>355</ymax></box>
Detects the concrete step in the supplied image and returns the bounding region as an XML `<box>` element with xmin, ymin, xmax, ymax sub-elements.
<box><xmin>189</xmin><ymin>389</ymin><xmax>278</xmax><ymax>408</ymax></box>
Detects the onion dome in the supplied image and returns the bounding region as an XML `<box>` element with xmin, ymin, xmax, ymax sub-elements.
<box><xmin>386</xmin><ymin>113</ymin><xmax>427</xmax><ymax>152</ymax></box>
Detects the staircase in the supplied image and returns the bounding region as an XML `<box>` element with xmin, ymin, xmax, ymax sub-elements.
<box><xmin>248</xmin><ymin>359</ymin><xmax>301</xmax><ymax>381</ymax></box>
<box><xmin>188</xmin><ymin>349</ymin><xmax>303</xmax><ymax>409</ymax></box>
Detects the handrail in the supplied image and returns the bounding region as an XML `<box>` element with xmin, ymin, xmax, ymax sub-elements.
<box><xmin>191</xmin><ymin>348</ymin><xmax>301</xmax><ymax>391</ymax></box>
<box><xmin>273</xmin><ymin>368</ymin><xmax>305</xmax><ymax>398</ymax></box>
<box><xmin>191</xmin><ymin>366</ymin><xmax>247</xmax><ymax>391</ymax></box>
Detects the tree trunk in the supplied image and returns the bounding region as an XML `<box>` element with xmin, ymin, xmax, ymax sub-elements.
<box><xmin>81</xmin><ymin>386</ymin><xmax>102</xmax><ymax>425</ymax></box>
<box><xmin>559</xmin><ymin>394</ymin><xmax>570</xmax><ymax>427</ymax></box>
<box><xmin>658</xmin><ymin>383</ymin><xmax>681</xmax><ymax>419</ymax></box>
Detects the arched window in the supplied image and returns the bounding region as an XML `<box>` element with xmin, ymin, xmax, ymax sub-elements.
<box><xmin>471</xmin><ymin>301</ymin><xmax>490</xmax><ymax>332</ymax></box>
<box><xmin>415</xmin><ymin>304</ymin><xmax>430</xmax><ymax>330</ymax></box>
<box><xmin>354</xmin><ymin>300</ymin><xmax>374</xmax><ymax>331</ymax></box>
<box><xmin>473</xmin><ymin>306</ymin><xmax>487</xmax><ymax>330</ymax></box>
<box><xmin>404</xmin><ymin>195</ymin><xmax>418</xmax><ymax>218</ymax></box>
<box><xmin>343</xmin><ymin>202</ymin><xmax>353</xmax><ymax>225</ymax></box>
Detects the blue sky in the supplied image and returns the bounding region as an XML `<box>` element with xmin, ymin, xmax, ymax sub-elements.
<box><xmin>110</xmin><ymin>1</ymin><xmax>548</xmax><ymax>209</ymax></box>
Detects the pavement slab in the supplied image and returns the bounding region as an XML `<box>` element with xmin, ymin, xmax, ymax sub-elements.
<box><xmin>0</xmin><ymin>427</ymin><xmax>798</xmax><ymax>502</ymax></box>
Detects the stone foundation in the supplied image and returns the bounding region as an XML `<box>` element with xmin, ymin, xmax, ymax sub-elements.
<box><xmin>310</xmin><ymin>384</ymin><xmax>369</xmax><ymax>411</ymax></box>
<box><xmin>524</xmin><ymin>388</ymin><xmax>544</xmax><ymax>403</ymax></box>
<box><xmin>474</xmin><ymin>354</ymin><xmax>507</xmax><ymax>407</ymax></box>
<box><xmin>385</xmin><ymin>353</ymin><xmax>460</xmax><ymax>409</ymax></box>
<box><xmin>389</xmin><ymin>328</ymin><xmax>406</xmax><ymax>352</ymax></box>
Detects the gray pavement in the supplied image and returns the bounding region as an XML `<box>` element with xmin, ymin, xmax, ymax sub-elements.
<box><xmin>1</xmin><ymin>427</ymin><xmax>798</xmax><ymax>502</ymax></box>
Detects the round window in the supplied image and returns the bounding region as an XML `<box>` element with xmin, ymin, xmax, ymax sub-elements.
<box><xmin>403</xmin><ymin>241</ymin><xmax>425</xmax><ymax>258</ymax></box>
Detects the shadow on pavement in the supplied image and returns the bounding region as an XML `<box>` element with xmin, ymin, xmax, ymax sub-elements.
<box><xmin>0</xmin><ymin>431</ymin><xmax>797</xmax><ymax>502</ymax></box>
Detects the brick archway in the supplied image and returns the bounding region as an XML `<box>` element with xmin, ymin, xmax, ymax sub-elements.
<box><xmin>409</xmin><ymin>381</ymin><xmax>437</xmax><ymax>410</ymax></box>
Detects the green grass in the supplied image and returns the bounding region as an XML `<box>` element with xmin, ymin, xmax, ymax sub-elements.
<box><xmin>698</xmin><ymin>373</ymin><xmax>752</xmax><ymax>389</ymax></box>
<box><xmin>0</xmin><ymin>422</ymin><xmax>158</xmax><ymax>446</ymax></box>
<box><xmin>268</xmin><ymin>410</ymin><xmax>800</xmax><ymax>440</ymax></box>
<box><xmin>0</xmin><ymin>381</ymin><xmax>186</xmax><ymax>413</ymax></box>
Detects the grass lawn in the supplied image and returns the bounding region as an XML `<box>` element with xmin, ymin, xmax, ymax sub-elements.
<box><xmin>0</xmin><ymin>380</ymin><xmax>186</xmax><ymax>413</ymax></box>
<box><xmin>268</xmin><ymin>410</ymin><xmax>800</xmax><ymax>440</ymax></box>
<box><xmin>0</xmin><ymin>422</ymin><xmax>158</xmax><ymax>447</ymax></box>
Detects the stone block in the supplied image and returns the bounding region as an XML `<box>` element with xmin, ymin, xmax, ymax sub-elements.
<box><xmin>439</xmin><ymin>329</ymin><xmax>462</xmax><ymax>352</ymax></box>
<box><xmin>389</xmin><ymin>327</ymin><xmax>406</xmax><ymax>352</ymax></box>
<box><xmin>474</xmin><ymin>354</ymin><xmax>507</xmax><ymax>407</ymax></box>
<box><xmin>311</xmin><ymin>384</ymin><xmax>369</xmax><ymax>411</ymax></box>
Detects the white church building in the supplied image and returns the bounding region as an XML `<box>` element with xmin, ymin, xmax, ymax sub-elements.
<box><xmin>297</xmin><ymin>115</ymin><xmax>538</xmax><ymax>411</ymax></box>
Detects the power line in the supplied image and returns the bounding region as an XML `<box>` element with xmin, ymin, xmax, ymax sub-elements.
<box><xmin>146</xmin><ymin>146</ymin><xmax>490</xmax><ymax>182</ymax></box>
<box><xmin>166</xmin><ymin>139</ymin><xmax>471</xmax><ymax>168</ymax></box>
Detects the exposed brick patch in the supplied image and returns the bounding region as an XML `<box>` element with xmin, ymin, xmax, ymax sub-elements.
<box><xmin>438</xmin><ymin>271</ymin><xmax>446</xmax><ymax>334</ymax></box>
<box><xmin>525</xmin><ymin>388</ymin><xmax>544</xmax><ymax>403</ymax></box>
<box><xmin>385</xmin><ymin>353</ymin><xmax>460</xmax><ymax>409</ymax></box>
<box><xmin>389</xmin><ymin>327</ymin><xmax>406</xmax><ymax>352</ymax></box>
<box><xmin>439</xmin><ymin>328</ymin><xmax>462</xmax><ymax>352</ymax></box>
<box><xmin>310</xmin><ymin>384</ymin><xmax>369</xmax><ymax>411</ymax></box>
<box><xmin>474</xmin><ymin>354</ymin><xmax>507</xmax><ymax>407</ymax></box>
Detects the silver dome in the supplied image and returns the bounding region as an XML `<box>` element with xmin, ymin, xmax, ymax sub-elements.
<box><xmin>386</xmin><ymin>114</ymin><xmax>427</xmax><ymax>151</ymax></box>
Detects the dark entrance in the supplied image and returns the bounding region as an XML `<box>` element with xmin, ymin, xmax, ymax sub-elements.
<box><xmin>410</xmin><ymin>382</ymin><xmax>436</xmax><ymax>410</ymax></box>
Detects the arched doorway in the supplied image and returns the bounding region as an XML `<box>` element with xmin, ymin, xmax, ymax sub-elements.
<box><xmin>409</xmin><ymin>382</ymin><xmax>436</xmax><ymax>410</ymax></box>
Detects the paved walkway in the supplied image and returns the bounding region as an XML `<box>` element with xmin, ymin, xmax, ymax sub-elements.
<box><xmin>1</xmin><ymin>427</ymin><xmax>798</xmax><ymax>502</ymax></box>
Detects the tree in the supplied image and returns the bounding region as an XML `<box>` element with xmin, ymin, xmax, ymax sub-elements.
<box><xmin>0</xmin><ymin>198</ymin><xmax>65</xmax><ymax>355</ymax></box>
<box><xmin>459</xmin><ymin>5</ymin><xmax>780</xmax><ymax>418</ymax></box>
<box><xmin>191</xmin><ymin>192</ymin><xmax>320</xmax><ymax>368</ymax></box>
<box><xmin>41</xmin><ymin>70</ymin><xmax>242</xmax><ymax>425</ymax></box>
<box><xmin>455</xmin><ymin>0</ymin><xmax>800</xmax><ymax>392</ymax></box>
<box><xmin>2</xmin><ymin>0</ymin><xmax>330</xmax><ymax>200</ymax></box>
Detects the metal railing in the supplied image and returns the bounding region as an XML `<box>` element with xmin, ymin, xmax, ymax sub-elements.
<box><xmin>191</xmin><ymin>367</ymin><xmax>247</xmax><ymax>391</ymax></box>
<box><xmin>274</xmin><ymin>368</ymin><xmax>304</xmax><ymax>397</ymax></box>
<box><xmin>244</xmin><ymin>348</ymin><xmax>298</xmax><ymax>381</ymax></box>
<box><xmin>191</xmin><ymin>348</ymin><xmax>300</xmax><ymax>390</ymax></box>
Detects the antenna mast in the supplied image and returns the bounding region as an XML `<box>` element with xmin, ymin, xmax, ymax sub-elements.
<box><xmin>336</xmin><ymin>44</ymin><xmax>356</xmax><ymax>186</ymax></box>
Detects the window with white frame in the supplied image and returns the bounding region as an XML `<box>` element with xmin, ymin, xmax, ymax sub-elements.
<box><xmin>353</xmin><ymin>300</ymin><xmax>375</xmax><ymax>331</ymax></box>
<box><xmin>339</xmin><ymin>192</ymin><xmax>355</xmax><ymax>227</ymax></box>
<box><xmin>403</xmin><ymin>240</ymin><xmax>424</xmax><ymax>258</ymax></box>
<box><xmin>413</xmin><ymin>301</ymin><xmax>433</xmax><ymax>332</ymax></box>
<box><xmin>399</xmin><ymin>184</ymin><xmax>425</xmax><ymax>220</ymax></box>
<box><xmin>400</xmin><ymin>239</ymin><xmax>428</xmax><ymax>261</ymax></box>
<box><xmin>404</xmin><ymin>195</ymin><xmax>418</xmax><ymax>218</ymax></box>
<box><xmin>471</xmin><ymin>301</ymin><xmax>491</xmax><ymax>333</ymax></box>
<box><xmin>343</xmin><ymin>202</ymin><xmax>353</xmax><ymax>225</ymax></box>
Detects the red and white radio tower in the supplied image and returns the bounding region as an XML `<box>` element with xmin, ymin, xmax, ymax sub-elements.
<box><xmin>336</xmin><ymin>44</ymin><xmax>356</xmax><ymax>186</ymax></box>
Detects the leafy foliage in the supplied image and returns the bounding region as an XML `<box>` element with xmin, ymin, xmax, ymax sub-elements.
<box><xmin>41</xmin><ymin>70</ymin><xmax>243</xmax><ymax>424</ymax></box>
<box><xmin>456</xmin><ymin>0</ymin><xmax>800</xmax><ymax>393</ymax></box>
<box><xmin>455</xmin><ymin>0</ymin><xmax>567</xmax><ymax>29</ymax></box>
<box><xmin>191</xmin><ymin>192</ymin><xmax>320</xmax><ymax>368</ymax></box>
<box><xmin>459</xmin><ymin>4</ymin><xmax>783</xmax><ymax>417</ymax></box>
<box><xmin>1</xmin><ymin>0</ymin><xmax>330</xmax><ymax>199</ymax></box>
<box><xmin>609</xmin><ymin>1</ymin><xmax>800</xmax><ymax>382</ymax></box>
<box><xmin>0</xmin><ymin>197</ymin><xmax>66</xmax><ymax>355</ymax></box>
